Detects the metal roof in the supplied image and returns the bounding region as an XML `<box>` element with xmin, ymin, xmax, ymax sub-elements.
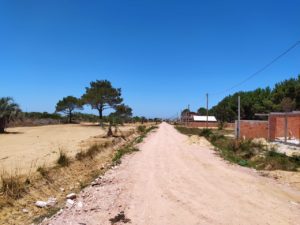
<box><xmin>193</xmin><ymin>115</ymin><xmax>217</xmax><ymax>122</ymax></box>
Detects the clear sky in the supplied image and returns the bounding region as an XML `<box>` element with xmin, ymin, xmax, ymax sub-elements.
<box><xmin>0</xmin><ymin>0</ymin><xmax>300</xmax><ymax>118</ymax></box>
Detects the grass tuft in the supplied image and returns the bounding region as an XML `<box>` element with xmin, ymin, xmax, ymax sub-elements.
<box><xmin>137</xmin><ymin>125</ymin><xmax>146</xmax><ymax>133</ymax></box>
<box><xmin>0</xmin><ymin>171</ymin><xmax>27</xmax><ymax>199</ymax></box>
<box><xmin>56</xmin><ymin>150</ymin><xmax>70</xmax><ymax>167</ymax></box>
<box><xmin>76</xmin><ymin>144</ymin><xmax>103</xmax><ymax>160</ymax></box>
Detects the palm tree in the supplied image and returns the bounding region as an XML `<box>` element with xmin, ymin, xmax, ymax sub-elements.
<box><xmin>0</xmin><ymin>97</ymin><xmax>21</xmax><ymax>133</ymax></box>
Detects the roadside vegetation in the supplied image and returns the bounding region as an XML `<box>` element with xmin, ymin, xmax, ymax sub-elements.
<box><xmin>0</xmin><ymin>123</ymin><xmax>158</xmax><ymax>224</ymax></box>
<box><xmin>176</xmin><ymin>126</ymin><xmax>300</xmax><ymax>171</ymax></box>
<box><xmin>112</xmin><ymin>125</ymin><xmax>158</xmax><ymax>165</ymax></box>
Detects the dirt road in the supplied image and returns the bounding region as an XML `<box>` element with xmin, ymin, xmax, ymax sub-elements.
<box><xmin>47</xmin><ymin>123</ymin><xmax>300</xmax><ymax>225</ymax></box>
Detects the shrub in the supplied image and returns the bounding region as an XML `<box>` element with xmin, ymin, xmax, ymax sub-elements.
<box><xmin>37</xmin><ymin>165</ymin><xmax>50</xmax><ymax>179</ymax></box>
<box><xmin>57</xmin><ymin>150</ymin><xmax>70</xmax><ymax>167</ymax></box>
<box><xmin>137</xmin><ymin>125</ymin><xmax>146</xmax><ymax>133</ymax></box>
<box><xmin>0</xmin><ymin>171</ymin><xmax>27</xmax><ymax>199</ymax></box>
<box><xmin>112</xmin><ymin>146</ymin><xmax>139</xmax><ymax>165</ymax></box>
<box><xmin>199</xmin><ymin>128</ymin><xmax>212</xmax><ymax>138</ymax></box>
<box><xmin>76</xmin><ymin>144</ymin><xmax>103</xmax><ymax>160</ymax></box>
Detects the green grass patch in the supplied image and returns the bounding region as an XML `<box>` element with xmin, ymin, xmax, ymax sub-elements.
<box><xmin>112</xmin><ymin>145</ymin><xmax>139</xmax><ymax>165</ymax></box>
<box><xmin>175</xmin><ymin>126</ymin><xmax>300</xmax><ymax>171</ymax></box>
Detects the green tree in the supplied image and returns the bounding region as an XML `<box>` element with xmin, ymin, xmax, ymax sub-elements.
<box><xmin>197</xmin><ymin>107</ymin><xmax>207</xmax><ymax>115</ymax></box>
<box><xmin>81</xmin><ymin>80</ymin><xmax>123</xmax><ymax>125</ymax></box>
<box><xmin>55</xmin><ymin>96</ymin><xmax>83</xmax><ymax>123</ymax></box>
<box><xmin>181</xmin><ymin>108</ymin><xmax>190</xmax><ymax>117</ymax></box>
<box><xmin>109</xmin><ymin>104</ymin><xmax>132</xmax><ymax>124</ymax></box>
<box><xmin>280</xmin><ymin>97</ymin><xmax>296</xmax><ymax>112</ymax></box>
<box><xmin>0</xmin><ymin>97</ymin><xmax>21</xmax><ymax>133</ymax></box>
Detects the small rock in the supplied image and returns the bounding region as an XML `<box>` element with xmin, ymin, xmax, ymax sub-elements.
<box><xmin>46</xmin><ymin>197</ymin><xmax>57</xmax><ymax>207</ymax></box>
<box><xmin>35</xmin><ymin>201</ymin><xmax>48</xmax><ymax>208</ymax></box>
<box><xmin>290</xmin><ymin>201</ymin><xmax>299</xmax><ymax>206</ymax></box>
<box><xmin>59</xmin><ymin>187</ymin><xmax>65</xmax><ymax>192</ymax></box>
<box><xmin>22</xmin><ymin>208</ymin><xmax>29</xmax><ymax>213</ymax></box>
<box><xmin>66</xmin><ymin>193</ymin><xmax>76</xmax><ymax>200</ymax></box>
<box><xmin>57</xmin><ymin>209</ymin><xmax>63</xmax><ymax>215</ymax></box>
<box><xmin>77</xmin><ymin>201</ymin><xmax>83</xmax><ymax>208</ymax></box>
<box><xmin>66</xmin><ymin>199</ymin><xmax>75</xmax><ymax>208</ymax></box>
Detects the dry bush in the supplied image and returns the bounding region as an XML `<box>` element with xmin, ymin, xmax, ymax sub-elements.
<box><xmin>56</xmin><ymin>150</ymin><xmax>70</xmax><ymax>167</ymax></box>
<box><xmin>0</xmin><ymin>170</ymin><xmax>27</xmax><ymax>199</ymax></box>
<box><xmin>76</xmin><ymin>144</ymin><xmax>103</xmax><ymax>160</ymax></box>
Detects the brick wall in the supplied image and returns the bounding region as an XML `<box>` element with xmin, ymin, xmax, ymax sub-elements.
<box><xmin>187</xmin><ymin>122</ymin><xmax>219</xmax><ymax>128</ymax></box>
<box><xmin>238</xmin><ymin>120</ymin><xmax>269</xmax><ymax>139</ymax></box>
<box><xmin>269</xmin><ymin>114</ymin><xmax>300</xmax><ymax>140</ymax></box>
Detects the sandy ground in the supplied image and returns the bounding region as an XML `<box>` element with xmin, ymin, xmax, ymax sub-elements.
<box><xmin>0</xmin><ymin>124</ymin><xmax>134</xmax><ymax>173</ymax></box>
<box><xmin>46</xmin><ymin>123</ymin><xmax>300</xmax><ymax>225</ymax></box>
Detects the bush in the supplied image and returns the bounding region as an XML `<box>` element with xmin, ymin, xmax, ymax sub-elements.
<box><xmin>76</xmin><ymin>144</ymin><xmax>103</xmax><ymax>160</ymax></box>
<box><xmin>0</xmin><ymin>171</ymin><xmax>27</xmax><ymax>199</ymax></box>
<box><xmin>137</xmin><ymin>125</ymin><xmax>146</xmax><ymax>133</ymax></box>
<box><xmin>57</xmin><ymin>150</ymin><xmax>70</xmax><ymax>167</ymax></box>
<box><xmin>199</xmin><ymin>128</ymin><xmax>213</xmax><ymax>138</ymax></box>
<box><xmin>112</xmin><ymin>146</ymin><xmax>139</xmax><ymax>165</ymax></box>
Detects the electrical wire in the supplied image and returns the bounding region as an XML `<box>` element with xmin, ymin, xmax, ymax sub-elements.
<box><xmin>209</xmin><ymin>40</ymin><xmax>300</xmax><ymax>95</ymax></box>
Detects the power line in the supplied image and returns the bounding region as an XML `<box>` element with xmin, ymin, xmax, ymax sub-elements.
<box><xmin>210</xmin><ymin>40</ymin><xmax>300</xmax><ymax>95</ymax></box>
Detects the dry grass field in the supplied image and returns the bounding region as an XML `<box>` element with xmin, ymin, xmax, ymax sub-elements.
<box><xmin>0</xmin><ymin>123</ymin><xmax>136</xmax><ymax>173</ymax></box>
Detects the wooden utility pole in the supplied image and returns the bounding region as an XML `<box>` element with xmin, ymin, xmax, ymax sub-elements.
<box><xmin>237</xmin><ymin>95</ymin><xmax>241</xmax><ymax>139</ymax></box>
<box><xmin>284</xmin><ymin>113</ymin><xmax>288</xmax><ymax>143</ymax></box>
<box><xmin>206</xmin><ymin>93</ymin><xmax>208</xmax><ymax>128</ymax></box>
<box><xmin>187</xmin><ymin>104</ymin><xmax>190</xmax><ymax>127</ymax></box>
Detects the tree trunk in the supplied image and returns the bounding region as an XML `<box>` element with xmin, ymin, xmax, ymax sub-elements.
<box><xmin>0</xmin><ymin>118</ymin><xmax>6</xmax><ymax>133</ymax></box>
<box><xmin>69</xmin><ymin>111</ymin><xmax>72</xmax><ymax>123</ymax></box>
<box><xmin>107</xmin><ymin>124</ymin><xmax>113</xmax><ymax>137</ymax></box>
<box><xmin>99</xmin><ymin>109</ymin><xmax>103</xmax><ymax>127</ymax></box>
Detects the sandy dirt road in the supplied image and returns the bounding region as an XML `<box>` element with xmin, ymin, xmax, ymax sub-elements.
<box><xmin>47</xmin><ymin>123</ymin><xmax>300</xmax><ymax>225</ymax></box>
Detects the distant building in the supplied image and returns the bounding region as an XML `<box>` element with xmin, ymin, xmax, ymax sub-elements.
<box><xmin>181</xmin><ymin>112</ymin><xmax>219</xmax><ymax>128</ymax></box>
<box><xmin>192</xmin><ymin>115</ymin><xmax>217</xmax><ymax>122</ymax></box>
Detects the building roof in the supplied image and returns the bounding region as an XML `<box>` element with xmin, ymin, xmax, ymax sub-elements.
<box><xmin>193</xmin><ymin>115</ymin><xmax>217</xmax><ymax>122</ymax></box>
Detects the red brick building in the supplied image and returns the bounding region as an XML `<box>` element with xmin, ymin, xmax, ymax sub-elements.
<box><xmin>237</xmin><ymin>111</ymin><xmax>300</xmax><ymax>142</ymax></box>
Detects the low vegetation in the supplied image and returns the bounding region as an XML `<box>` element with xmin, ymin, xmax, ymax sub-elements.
<box><xmin>0</xmin><ymin>123</ymin><xmax>158</xmax><ymax>224</ymax></box>
<box><xmin>112</xmin><ymin>125</ymin><xmax>158</xmax><ymax>165</ymax></box>
<box><xmin>56</xmin><ymin>150</ymin><xmax>70</xmax><ymax>167</ymax></box>
<box><xmin>75</xmin><ymin>143</ymin><xmax>109</xmax><ymax>160</ymax></box>
<box><xmin>176</xmin><ymin>126</ymin><xmax>300</xmax><ymax>171</ymax></box>
<box><xmin>0</xmin><ymin>170</ymin><xmax>28</xmax><ymax>199</ymax></box>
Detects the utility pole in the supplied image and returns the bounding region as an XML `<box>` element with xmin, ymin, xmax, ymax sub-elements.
<box><xmin>187</xmin><ymin>104</ymin><xmax>190</xmax><ymax>127</ymax></box>
<box><xmin>284</xmin><ymin>113</ymin><xmax>288</xmax><ymax>143</ymax></box>
<box><xmin>206</xmin><ymin>93</ymin><xmax>209</xmax><ymax>128</ymax></box>
<box><xmin>237</xmin><ymin>95</ymin><xmax>241</xmax><ymax>139</ymax></box>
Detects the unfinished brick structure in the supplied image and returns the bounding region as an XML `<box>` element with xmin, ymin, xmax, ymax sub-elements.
<box><xmin>238</xmin><ymin>120</ymin><xmax>269</xmax><ymax>139</ymax></box>
<box><xmin>237</xmin><ymin>111</ymin><xmax>300</xmax><ymax>141</ymax></box>
<box><xmin>269</xmin><ymin>112</ymin><xmax>300</xmax><ymax>140</ymax></box>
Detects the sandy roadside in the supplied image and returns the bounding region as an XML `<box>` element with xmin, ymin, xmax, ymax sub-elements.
<box><xmin>0</xmin><ymin>124</ymin><xmax>135</xmax><ymax>173</ymax></box>
<box><xmin>45</xmin><ymin>122</ymin><xmax>300</xmax><ymax>225</ymax></box>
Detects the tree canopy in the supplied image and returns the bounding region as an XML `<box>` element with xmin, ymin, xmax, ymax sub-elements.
<box><xmin>0</xmin><ymin>97</ymin><xmax>21</xmax><ymax>133</ymax></box>
<box><xmin>210</xmin><ymin>75</ymin><xmax>300</xmax><ymax>122</ymax></box>
<box><xmin>109</xmin><ymin>104</ymin><xmax>133</xmax><ymax>125</ymax></box>
<box><xmin>81</xmin><ymin>80</ymin><xmax>123</xmax><ymax>123</ymax></box>
<box><xmin>55</xmin><ymin>96</ymin><xmax>83</xmax><ymax>123</ymax></box>
<box><xmin>197</xmin><ymin>107</ymin><xmax>207</xmax><ymax>115</ymax></box>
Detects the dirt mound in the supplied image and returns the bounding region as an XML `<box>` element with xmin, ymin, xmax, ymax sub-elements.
<box><xmin>187</xmin><ymin>135</ymin><xmax>212</xmax><ymax>147</ymax></box>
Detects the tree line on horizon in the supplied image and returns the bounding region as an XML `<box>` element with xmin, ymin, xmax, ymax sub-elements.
<box><xmin>191</xmin><ymin>75</ymin><xmax>300</xmax><ymax>123</ymax></box>
<box><xmin>0</xmin><ymin>80</ymin><xmax>159</xmax><ymax>133</ymax></box>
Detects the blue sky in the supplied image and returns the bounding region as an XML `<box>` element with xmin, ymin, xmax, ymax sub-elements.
<box><xmin>0</xmin><ymin>0</ymin><xmax>300</xmax><ymax>118</ymax></box>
